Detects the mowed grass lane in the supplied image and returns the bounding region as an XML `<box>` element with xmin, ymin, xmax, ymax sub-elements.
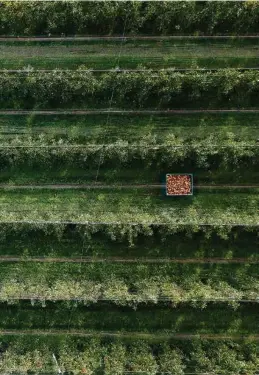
<box><xmin>0</xmin><ymin>112</ymin><xmax>259</xmax><ymax>143</ymax></box>
<box><xmin>0</xmin><ymin>302</ymin><xmax>258</xmax><ymax>335</ymax></box>
<box><xmin>0</xmin><ymin>112</ymin><xmax>258</xmax><ymax>184</ymax></box>
<box><xmin>0</xmin><ymin>223</ymin><xmax>258</xmax><ymax>260</ymax></box>
<box><xmin>0</xmin><ymin>188</ymin><xmax>257</xmax><ymax>224</ymax></box>
<box><xmin>1</xmin><ymin>38</ymin><xmax>259</xmax><ymax>69</ymax></box>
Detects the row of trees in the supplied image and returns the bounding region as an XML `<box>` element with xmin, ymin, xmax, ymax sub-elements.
<box><xmin>0</xmin><ymin>259</ymin><xmax>256</xmax><ymax>307</ymax></box>
<box><xmin>0</xmin><ymin>338</ymin><xmax>258</xmax><ymax>375</ymax></box>
<box><xmin>0</xmin><ymin>194</ymin><xmax>257</xmax><ymax>227</ymax></box>
<box><xmin>0</xmin><ymin>275</ymin><xmax>258</xmax><ymax>308</ymax></box>
<box><xmin>1</xmin><ymin>1</ymin><xmax>259</xmax><ymax>35</ymax></box>
<box><xmin>2</xmin><ymin>69</ymin><xmax>259</xmax><ymax>109</ymax></box>
<box><xmin>0</xmin><ymin>134</ymin><xmax>257</xmax><ymax>170</ymax></box>
<box><xmin>0</xmin><ymin>222</ymin><xmax>257</xmax><ymax>246</ymax></box>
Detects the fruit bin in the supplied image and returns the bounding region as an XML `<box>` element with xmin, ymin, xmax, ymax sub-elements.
<box><xmin>166</xmin><ymin>174</ymin><xmax>193</xmax><ymax>196</ymax></box>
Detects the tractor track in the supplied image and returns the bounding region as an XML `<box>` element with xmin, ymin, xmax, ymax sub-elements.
<box><xmin>1</xmin><ymin>35</ymin><xmax>259</xmax><ymax>41</ymax></box>
<box><xmin>0</xmin><ymin>329</ymin><xmax>258</xmax><ymax>340</ymax></box>
<box><xmin>0</xmin><ymin>256</ymin><xmax>257</xmax><ymax>264</ymax></box>
<box><xmin>1</xmin><ymin>109</ymin><xmax>259</xmax><ymax>115</ymax></box>
<box><xmin>2</xmin><ymin>68</ymin><xmax>259</xmax><ymax>72</ymax></box>
<box><xmin>0</xmin><ymin>184</ymin><xmax>257</xmax><ymax>190</ymax></box>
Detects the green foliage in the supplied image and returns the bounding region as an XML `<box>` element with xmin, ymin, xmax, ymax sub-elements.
<box><xmin>59</xmin><ymin>339</ymin><xmax>102</xmax><ymax>375</ymax></box>
<box><xmin>1</xmin><ymin>2</ymin><xmax>259</xmax><ymax>35</ymax></box>
<box><xmin>190</xmin><ymin>341</ymin><xmax>248</xmax><ymax>374</ymax></box>
<box><xmin>104</xmin><ymin>343</ymin><xmax>126</xmax><ymax>375</ymax></box>
<box><xmin>1</xmin><ymin>3</ymin><xmax>259</xmax><ymax>373</ymax></box>
<box><xmin>0</xmin><ymin>337</ymin><xmax>258</xmax><ymax>375</ymax></box>
<box><xmin>128</xmin><ymin>341</ymin><xmax>158</xmax><ymax>375</ymax></box>
<box><xmin>0</xmin><ymin>262</ymin><xmax>257</xmax><ymax>307</ymax></box>
<box><xmin>2</xmin><ymin>69</ymin><xmax>259</xmax><ymax>109</ymax></box>
<box><xmin>158</xmin><ymin>345</ymin><xmax>185</xmax><ymax>375</ymax></box>
<box><xmin>0</xmin><ymin>133</ymin><xmax>257</xmax><ymax>175</ymax></box>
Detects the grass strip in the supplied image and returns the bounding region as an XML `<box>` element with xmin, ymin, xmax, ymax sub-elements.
<box><xmin>0</xmin><ymin>188</ymin><xmax>257</xmax><ymax>225</ymax></box>
<box><xmin>0</xmin><ymin>223</ymin><xmax>258</xmax><ymax>260</ymax></box>
<box><xmin>0</xmin><ymin>302</ymin><xmax>258</xmax><ymax>335</ymax></box>
<box><xmin>0</xmin><ymin>112</ymin><xmax>259</xmax><ymax>143</ymax></box>
<box><xmin>1</xmin><ymin>39</ymin><xmax>259</xmax><ymax>69</ymax></box>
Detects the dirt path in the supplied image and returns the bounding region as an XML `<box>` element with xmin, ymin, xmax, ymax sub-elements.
<box><xmin>0</xmin><ymin>184</ymin><xmax>162</xmax><ymax>189</ymax></box>
<box><xmin>0</xmin><ymin>256</ymin><xmax>257</xmax><ymax>264</ymax></box>
<box><xmin>1</xmin><ymin>35</ymin><xmax>259</xmax><ymax>41</ymax></box>
<box><xmin>1</xmin><ymin>109</ymin><xmax>259</xmax><ymax>115</ymax></box>
<box><xmin>0</xmin><ymin>221</ymin><xmax>257</xmax><ymax>227</ymax></box>
<box><xmin>195</xmin><ymin>185</ymin><xmax>259</xmax><ymax>189</ymax></box>
<box><xmin>0</xmin><ymin>184</ymin><xmax>258</xmax><ymax>190</ymax></box>
<box><xmin>2</xmin><ymin>68</ymin><xmax>259</xmax><ymax>72</ymax></box>
<box><xmin>0</xmin><ymin>329</ymin><xmax>258</xmax><ymax>340</ymax></box>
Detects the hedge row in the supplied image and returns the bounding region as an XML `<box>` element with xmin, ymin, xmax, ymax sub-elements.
<box><xmin>0</xmin><ymin>136</ymin><xmax>257</xmax><ymax>171</ymax></box>
<box><xmin>0</xmin><ymin>222</ymin><xmax>258</xmax><ymax>244</ymax></box>
<box><xmin>0</xmin><ymin>262</ymin><xmax>258</xmax><ymax>307</ymax></box>
<box><xmin>1</xmin><ymin>1</ymin><xmax>259</xmax><ymax>36</ymax></box>
<box><xmin>1</xmin><ymin>70</ymin><xmax>259</xmax><ymax>109</ymax></box>
<box><xmin>0</xmin><ymin>338</ymin><xmax>259</xmax><ymax>375</ymax></box>
<box><xmin>1</xmin><ymin>277</ymin><xmax>256</xmax><ymax>308</ymax></box>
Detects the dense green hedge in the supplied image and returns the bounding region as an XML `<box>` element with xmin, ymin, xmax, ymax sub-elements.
<box><xmin>1</xmin><ymin>70</ymin><xmax>259</xmax><ymax>109</ymax></box>
<box><xmin>0</xmin><ymin>135</ymin><xmax>257</xmax><ymax>172</ymax></box>
<box><xmin>1</xmin><ymin>1</ymin><xmax>259</xmax><ymax>36</ymax></box>
<box><xmin>0</xmin><ymin>222</ymin><xmax>258</xmax><ymax>257</ymax></box>
<box><xmin>0</xmin><ymin>336</ymin><xmax>259</xmax><ymax>375</ymax></box>
<box><xmin>0</xmin><ymin>222</ymin><xmax>258</xmax><ymax>241</ymax></box>
<box><xmin>0</xmin><ymin>262</ymin><xmax>258</xmax><ymax>307</ymax></box>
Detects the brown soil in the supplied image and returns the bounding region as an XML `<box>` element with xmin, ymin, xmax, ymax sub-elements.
<box><xmin>0</xmin><ymin>256</ymin><xmax>257</xmax><ymax>264</ymax></box>
<box><xmin>0</xmin><ymin>329</ymin><xmax>258</xmax><ymax>340</ymax></box>
<box><xmin>1</xmin><ymin>109</ymin><xmax>259</xmax><ymax>115</ymax></box>
<box><xmin>0</xmin><ymin>36</ymin><xmax>259</xmax><ymax>41</ymax></box>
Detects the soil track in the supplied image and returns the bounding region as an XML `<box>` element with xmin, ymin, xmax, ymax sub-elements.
<box><xmin>2</xmin><ymin>68</ymin><xmax>259</xmax><ymax>72</ymax></box>
<box><xmin>0</xmin><ymin>221</ymin><xmax>258</xmax><ymax>226</ymax></box>
<box><xmin>1</xmin><ymin>35</ymin><xmax>259</xmax><ymax>41</ymax></box>
<box><xmin>0</xmin><ymin>329</ymin><xmax>258</xmax><ymax>340</ymax></box>
<box><xmin>2</xmin><ymin>109</ymin><xmax>259</xmax><ymax>115</ymax></box>
<box><xmin>0</xmin><ymin>184</ymin><xmax>257</xmax><ymax>189</ymax></box>
<box><xmin>0</xmin><ymin>256</ymin><xmax>257</xmax><ymax>264</ymax></box>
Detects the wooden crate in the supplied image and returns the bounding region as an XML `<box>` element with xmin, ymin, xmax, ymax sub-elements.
<box><xmin>166</xmin><ymin>174</ymin><xmax>193</xmax><ymax>196</ymax></box>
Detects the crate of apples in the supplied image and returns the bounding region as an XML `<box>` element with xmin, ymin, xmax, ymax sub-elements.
<box><xmin>166</xmin><ymin>174</ymin><xmax>193</xmax><ymax>196</ymax></box>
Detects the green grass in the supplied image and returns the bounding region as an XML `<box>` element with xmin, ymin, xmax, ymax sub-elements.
<box><xmin>0</xmin><ymin>112</ymin><xmax>259</xmax><ymax>143</ymax></box>
<box><xmin>0</xmin><ymin>224</ymin><xmax>258</xmax><ymax>259</ymax></box>
<box><xmin>1</xmin><ymin>162</ymin><xmax>259</xmax><ymax>185</ymax></box>
<box><xmin>0</xmin><ymin>112</ymin><xmax>258</xmax><ymax>185</ymax></box>
<box><xmin>0</xmin><ymin>35</ymin><xmax>259</xmax><ymax>365</ymax></box>
<box><xmin>1</xmin><ymin>39</ymin><xmax>259</xmax><ymax>69</ymax></box>
<box><xmin>0</xmin><ymin>302</ymin><xmax>258</xmax><ymax>335</ymax></box>
<box><xmin>0</xmin><ymin>188</ymin><xmax>257</xmax><ymax>225</ymax></box>
<box><xmin>0</xmin><ymin>260</ymin><xmax>257</xmax><ymax>288</ymax></box>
